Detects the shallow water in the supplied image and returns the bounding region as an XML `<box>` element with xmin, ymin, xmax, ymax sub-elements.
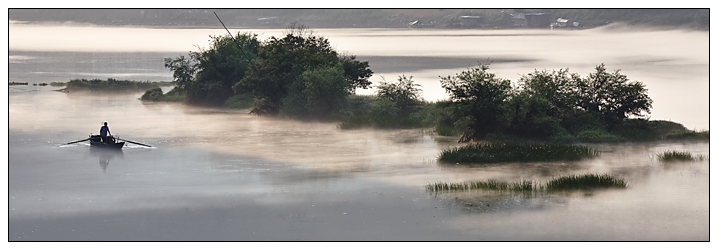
<box><xmin>7</xmin><ymin>88</ymin><xmax>709</xmax><ymax>241</ymax></box>
<box><xmin>7</xmin><ymin>23</ymin><xmax>711</xmax><ymax>241</ymax></box>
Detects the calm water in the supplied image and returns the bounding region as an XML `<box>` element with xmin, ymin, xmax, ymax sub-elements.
<box><xmin>7</xmin><ymin>22</ymin><xmax>710</xmax><ymax>241</ymax></box>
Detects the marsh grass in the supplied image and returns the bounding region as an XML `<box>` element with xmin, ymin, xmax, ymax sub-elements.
<box><xmin>544</xmin><ymin>173</ymin><xmax>627</xmax><ymax>191</ymax></box>
<box><xmin>426</xmin><ymin>180</ymin><xmax>535</xmax><ymax>192</ymax></box>
<box><xmin>657</xmin><ymin>150</ymin><xmax>706</xmax><ymax>162</ymax></box>
<box><xmin>426</xmin><ymin>173</ymin><xmax>626</xmax><ymax>193</ymax></box>
<box><xmin>438</xmin><ymin>142</ymin><xmax>599</xmax><ymax>164</ymax></box>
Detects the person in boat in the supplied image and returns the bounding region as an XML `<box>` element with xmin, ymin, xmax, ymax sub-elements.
<box><xmin>100</xmin><ymin>122</ymin><xmax>113</xmax><ymax>143</ymax></box>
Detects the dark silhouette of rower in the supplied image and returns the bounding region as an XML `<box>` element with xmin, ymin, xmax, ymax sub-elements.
<box><xmin>100</xmin><ymin>122</ymin><xmax>112</xmax><ymax>143</ymax></box>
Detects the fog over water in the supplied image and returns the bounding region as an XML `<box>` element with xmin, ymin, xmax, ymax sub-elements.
<box><xmin>7</xmin><ymin>22</ymin><xmax>710</xmax><ymax>241</ymax></box>
<box><xmin>9</xmin><ymin>22</ymin><xmax>708</xmax><ymax>130</ymax></box>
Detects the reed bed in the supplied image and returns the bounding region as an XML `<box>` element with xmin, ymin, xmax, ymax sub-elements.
<box><xmin>657</xmin><ymin>150</ymin><xmax>705</xmax><ymax>161</ymax></box>
<box><xmin>438</xmin><ymin>142</ymin><xmax>599</xmax><ymax>164</ymax></box>
<box><xmin>426</xmin><ymin>173</ymin><xmax>626</xmax><ymax>193</ymax></box>
<box><xmin>544</xmin><ymin>173</ymin><xmax>627</xmax><ymax>191</ymax></box>
<box><xmin>426</xmin><ymin>180</ymin><xmax>535</xmax><ymax>192</ymax></box>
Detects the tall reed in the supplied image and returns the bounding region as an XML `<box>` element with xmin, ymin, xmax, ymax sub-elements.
<box><xmin>426</xmin><ymin>173</ymin><xmax>626</xmax><ymax>193</ymax></box>
<box><xmin>543</xmin><ymin>173</ymin><xmax>627</xmax><ymax>191</ymax></box>
<box><xmin>657</xmin><ymin>150</ymin><xmax>705</xmax><ymax>161</ymax></box>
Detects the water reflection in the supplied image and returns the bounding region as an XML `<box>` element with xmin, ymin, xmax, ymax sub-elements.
<box><xmin>89</xmin><ymin>147</ymin><xmax>123</xmax><ymax>173</ymax></box>
<box><xmin>435</xmin><ymin>192</ymin><xmax>569</xmax><ymax>214</ymax></box>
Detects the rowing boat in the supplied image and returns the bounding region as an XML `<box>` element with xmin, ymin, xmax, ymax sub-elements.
<box><xmin>89</xmin><ymin>135</ymin><xmax>125</xmax><ymax>149</ymax></box>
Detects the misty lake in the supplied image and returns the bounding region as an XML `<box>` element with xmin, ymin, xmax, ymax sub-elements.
<box><xmin>7</xmin><ymin>22</ymin><xmax>709</xmax><ymax>241</ymax></box>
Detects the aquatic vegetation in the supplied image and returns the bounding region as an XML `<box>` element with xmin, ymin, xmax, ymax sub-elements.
<box><xmin>438</xmin><ymin>142</ymin><xmax>599</xmax><ymax>164</ymax></box>
<box><xmin>426</xmin><ymin>173</ymin><xmax>626</xmax><ymax>193</ymax></box>
<box><xmin>426</xmin><ymin>180</ymin><xmax>535</xmax><ymax>192</ymax></box>
<box><xmin>657</xmin><ymin>150</ymin><xmax>706</xmax><ymax>162</ymax></box>
<box><xmin>544</xmin><ymin>173</ymin><xmax>627</xmax><ymax>191</ymax></box>
<box><xmin>63</xmin><ymin>78</ymin><xmax>171</xmax><ymax>92</ymax></box>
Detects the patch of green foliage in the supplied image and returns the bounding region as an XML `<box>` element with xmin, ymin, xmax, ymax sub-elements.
<box><xmin>426</xmin><ymin>173</ymin><xmax>626</xmax><ymax>193</ymax></box>
<box><xmin>436</xmin><ymin>63</ymin><xmax>655</xmax><ymax>143</ymax></box>
<box><xmin>440</xmin><ymin>64</ymin><xmax>513</xmax><ymax>142</ymax></box>
<box><xmin>234</xmin><ymin>25</ymin><xmax>371</xmax><ymax>116</ymax></box>
<box><xmin>439</xmin><ymin>142</ymin><xmax>598</xmax><ymax>164</ymax></box>
<box><xmin>63</xmin><ymin>78</ymin><xmax>166</xmax><ymax>92</ymax></box>
<box><xmin>657</xmin><ymin>150</ymin><xmax>706</xmax><ymax>162</ymax></box>
<box><xmin>664</xmin><ymin>130</ymin><xmax>710</xmax><ymax>141</ymax></box>
<box><xmin>165</xmin><ymin>25</ymin><xmax>372</xmax><ymax>116</ymax></box>
<box><xmin>140</xmin><ymin>87</ymin><xmax>185</xmax><ymax>102</ymax></box>
<box><xmin>544</xmin><ymin>173</ymin><xmax>627</xmax><ymax>191</ymax></box>
<box><xmin>339</xmin><ymin>75</ymin><xmax>433</xmax><ymax>129</ymax></box>
<box><xmin>223</xmin><ymin>92</ymin><xmax>254</xmax><ymax>109</ymax></box>
<box><xmin>9</xmin><ymin>82</ymin><xmax>28</xmax><ymax>86</ymax></box>
<box><xmin>164</xmin><ymin>32</ymin><xmax>260</xmax><ymax>106</ymax></box>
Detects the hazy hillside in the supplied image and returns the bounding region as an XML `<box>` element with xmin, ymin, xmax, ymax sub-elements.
<box><xmin>8</xmin><ymin>9</ymin><xmax>709</xmax><ymax>30</ymax></box>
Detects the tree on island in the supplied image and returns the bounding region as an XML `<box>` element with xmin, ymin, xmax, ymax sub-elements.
<box><xmin>164</xmin><ymin>32</ymin><xmax>260</xmax><ymax>106</ymax></box>
<box><xmin>235</xmin><ymin>24</ymin><xmax>372</xmax><ymax>116</ymax></box>
<box><xmin>441</xmin><ymin>63</ymin><xmax>653</xmax><ymax>142</ymax></box>
<box><xmin>440</xmin><ymin>64</ymin><xmax>513</xmax><ymax>143</ymax></box>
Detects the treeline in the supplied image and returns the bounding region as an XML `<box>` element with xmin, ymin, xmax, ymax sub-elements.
<box><xmin>148</xmin><ymin>27</ymin><xmax>706</xmax><ymax>143</ymax></box>
<box><xmin>8</xmin><ymin>9</ymin><xmax>709</xmax><ymax>30</ymax></box>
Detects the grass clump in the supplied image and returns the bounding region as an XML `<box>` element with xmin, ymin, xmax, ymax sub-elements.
<box><xmin>426</xmin><ymin>180</ymin><xmax>535</xmax><ymax>192</ymax></box>
<box><xmin>438</xmin><ymin>142</ymin><xmax>599</xmax><ymax>164</ymax></box>
<box><xmin>426</xmin><ymin>173</ymin><xmax>626</xmax><ymax>193</ymax></box>
<box><xmin>544</xmin><ymin>173</ymin><xmax>627</xmax><ymax>191</ymax></box>
<box><xmin>657</xmin><ymin>150</ymin><xmax>705</xmax><ymax>162</ymax></box>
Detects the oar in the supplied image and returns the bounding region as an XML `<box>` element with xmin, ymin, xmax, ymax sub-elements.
<box><xmin>64</xmin><ymin>138</ymin><xmax>90</xmax><ymax>145</ymax></box>
<box><xmin>120</xmin><ymin>138</ymin><xmax>153</xmax><ymax>148</ymax></box>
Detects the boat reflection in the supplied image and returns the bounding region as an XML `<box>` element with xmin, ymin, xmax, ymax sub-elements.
<box><xmin>89</xmin><ymin>147</ymin><xmax>124</xmax><ymax>173</ymax></box>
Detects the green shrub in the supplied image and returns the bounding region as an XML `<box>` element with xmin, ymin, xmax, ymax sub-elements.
<box><xmin>223</xmin><ymin>92</ymin><xmax>254</xmax><ymax>109</ymax></box>
<box><xmin>141</xmin><ymin>88</ymin><xmax>164</xmax><ymax>101</ymax></box>
<box><xmin>576</xmin><ymin>129</ymin><xmax>623</xmax><ymax>143</ymax></box>
<box><xmin>647</xmin><ymin>120</ymin><xmax>688</xmax><ymax>137</ymax></box>
<box><xmin>611</xmin><ymin>119</ymin><xmax>660</xmax><ymax>141</ymax></box>
<box><xmin>140</xmin><ymin>87</ymin><xmax>185</xmax><ymax>102</ymax></box>
<box><xmin>338</xmin><ymin>115</ymin><xmax>373</xmax><ymax>129</ymax></box>
<box><xmin>664</xmin><ymin>130</ymin><xmax>709</xmax><ymax>141</ymax></box>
